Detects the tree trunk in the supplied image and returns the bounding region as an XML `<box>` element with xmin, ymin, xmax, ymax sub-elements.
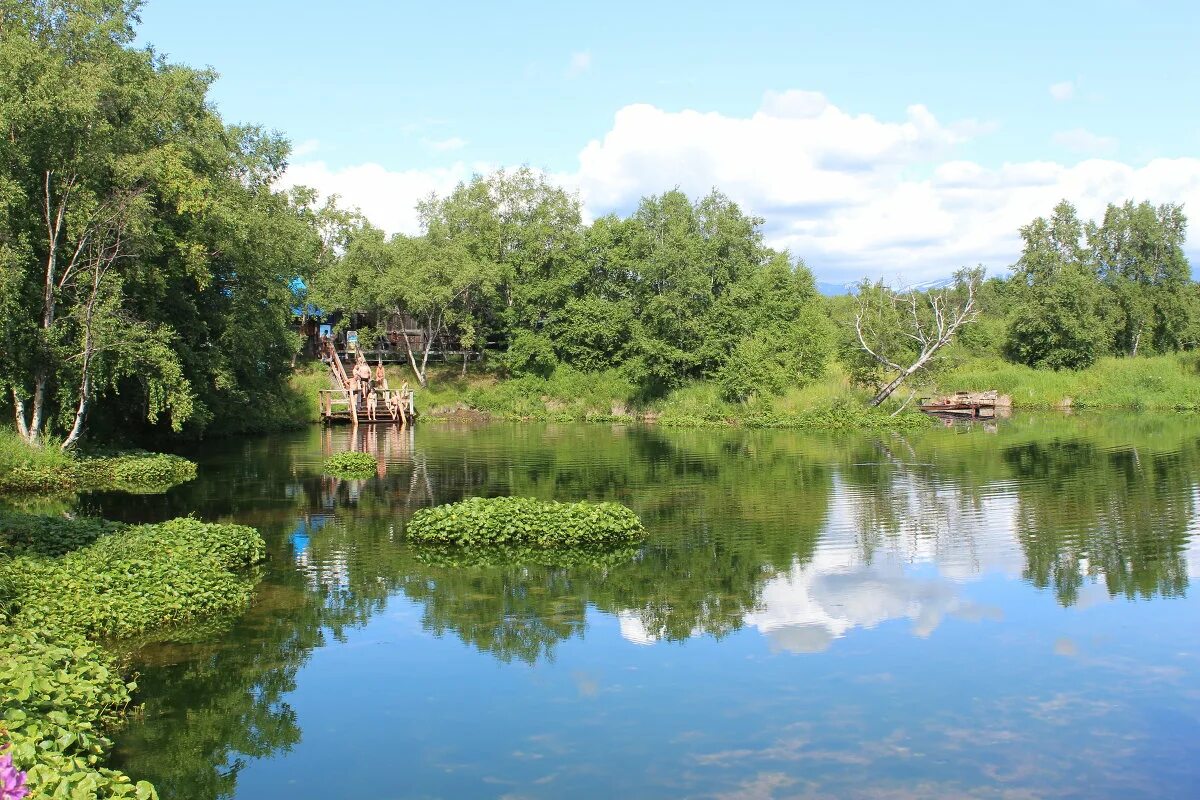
<box><xmin>870</xmin><ymin>369</ymin><xmax>913</xmax><ymax>407</ymax></box>
<box><xmin>12</xmin><ymin>389</ymin><xmax>31</xmax><ymax>443</ymax></box>
<box><xmin>62</xmin><ymin>376</ymin><xmax>90</xmax><ymax>451</ymax></box>
<box><xmin>27</xmin><ymin>374</ymin><xmax>48</xmax><ymax>442</ymax></box>
<box><xmin>401</xmin><ymin>330</ymin><xmax>427</xmax><ymax>387</ymax></box>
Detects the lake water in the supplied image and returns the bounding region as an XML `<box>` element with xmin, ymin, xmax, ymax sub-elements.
<box><xmin>86</xmin><ymin>416</ymin><xmax>1200</xmax><ymax>799</ymax></box>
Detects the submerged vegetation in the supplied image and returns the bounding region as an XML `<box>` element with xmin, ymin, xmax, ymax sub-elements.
<box><xmin>407</xmin><ymin>497</ymin><xmax>646</xmax><ymax>550</ymax></box>
<box><xmin>0</xmin><ymin>514</ymin><xmax>265</xmax><ymax>798</ymax></box>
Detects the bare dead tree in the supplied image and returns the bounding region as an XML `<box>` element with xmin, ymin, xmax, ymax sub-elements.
<box><xmin>854</xmin><ymin>271</ymin><xmax>981</xmax><ymax>407</ymax></box>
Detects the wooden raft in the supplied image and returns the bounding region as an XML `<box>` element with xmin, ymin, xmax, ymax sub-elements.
<box><xmin>918</xmin><ymin>390</ymin><xmax>1008</xmax><ymax>419</ymax></box>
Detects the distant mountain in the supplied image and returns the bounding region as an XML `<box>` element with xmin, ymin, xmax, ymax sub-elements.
<box><xmin>817</xmin><ymin>281</ymin><xmax>851</xmax><ymax>296</ymax></box>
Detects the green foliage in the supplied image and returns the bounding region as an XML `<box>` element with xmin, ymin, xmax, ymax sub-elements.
<box><xmin>0</xmin><ymin>432</ymin><xmax>196</xmax><ymax>496</ymax></box>
<box><xmin>2</xmin><ymin>517</ymin><xmax>265</xmax><ymax>640</ymax></box>
<box><xmin>322</xmin><ymin>451</ymin><xmax>378</xmax><ymax>479</ymax></box>
<box><xmin>713</xmin><ymin>310</ymin><xmax>832</xmax><ymax>402</ymax></box>
<box><xmin>0</xmin><ymin>513</ymin><xmax>264</xmax><ymax>799</ymax></box>
<box><xmin>1003</xmin><ymin>199</ymin><xmax>1194</xmax><ymax>370</ymax></box>
<box><xmin>413</xmin><ymin>542</ymin><xmax>643</xmax><ymax>569</ymax></box>
<box><xmin>504</xmin><ymin>330</ymin><xmax>558</xmax><ymax>378</ymax></box>
<box><xmin>406</xmin><ymin>496</ymin><xmax>646</xmax><ymax>549</ymax></box>
<box><xmin>1</xmin><ymin>629</ymin><xmax>157</xmax><ymax>800</ymax></box>
<box><xmin>1005</xmin><ymin>264</ymin><xmax>1111</xmax><ymax>370</ymax></box>
<box><xmin>0</xmin><ymin>511</ymin><xmax>123</xmax><ymax>557</ymax></box>
<box><xmin>0</xmin><ymin>0</ymin><xmax>332</xmax><ymax>445</ymax></box>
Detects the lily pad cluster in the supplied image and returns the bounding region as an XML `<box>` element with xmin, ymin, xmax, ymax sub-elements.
<box><xmin>322</xmin><ymin>451</ymin><xmax>378</xmax><ymax>479</ymax></box>
<box><xmin>406</xmin><ymin>496</ymin><xmax>645</xmax><ymax>549</ymax></box>
<box><xmin>0</xmin><ymin>514</ymin><xmax>265</xmax><ymax>798</ymax></box>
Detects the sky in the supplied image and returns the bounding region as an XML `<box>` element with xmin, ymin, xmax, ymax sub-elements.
<box><xmin>136</xmin><ymin>0</ymin><xmax>1200</xmax><ymax>285</ymax></box>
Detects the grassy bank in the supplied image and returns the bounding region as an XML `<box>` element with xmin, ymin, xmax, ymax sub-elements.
<box><xmin>289</xmin><ymin>353</ymin><xmax>1200</xmax><ymax>427</ymax></box>
<box><xmin>290</xmin><ymin>362</ymin><xmax>931</xmax><ymax>430</ymax></box>
<box><xmin>937</xmin><ymin>353</ymin><xmax>1200</xmax><ymax>410</ymax></box>
<box><xmin>0</xmin><ymin>429</ymin><xmax>197</xmax><ymax>495</ymax></box>
<box><xmin>0</xmin><ymin>513</ymin><xmax>265</xmax><ymax>799</ymax></box>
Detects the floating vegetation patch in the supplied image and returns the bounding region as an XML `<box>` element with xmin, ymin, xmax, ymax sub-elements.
<box><xmin>0</xmin><ymin>511</ymin><xmax>125</xmax><ymax>557</ymax></box>
<box><xmin>80</xmin><ymin>454</ymin><xmax>198</xmax><ymax>494</ymax></box>
<box><xmin>0</xmin><ymin>445</ymin><xmax>197</xmax><ymax>497</ymax></box>
<box><xmin>0</xmin><ymin>515</ymin><xmax>265</xmax><ymax>799</ymax></box>
<box><xmin>322</xmin><ymin>451</ymin><xmax>378</xmax><ymax>479</ymax></box>
<box><xmin>406</xmin><ymin>496</ymin><xmax>646</xmax><ymax>549</ymax></box>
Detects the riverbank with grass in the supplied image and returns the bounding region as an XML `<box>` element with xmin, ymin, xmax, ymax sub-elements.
<box><xmin>289</xmin><ymin>362</ymin><xmax>932</xmax><ymax>430</ymax></box>
<box><xmin>291</xmin><ymin>353</ymin><xmax>1200</xmax><ymax>429</ymax></box>
<box><xmin>0</xmin><ymin>513</ymin><xmax>265</xmax><ymax>799</ymax></box>
<box><xmin>0</xmin><ymin>430</ymin><xmax>197</xmax><ymax>496</ymax></box>
<box><xmin>935</xmin><ymin>353</ymin><xmax>1200</xmax><ymax>410</ymax></box>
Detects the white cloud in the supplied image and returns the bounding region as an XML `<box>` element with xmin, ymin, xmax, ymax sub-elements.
<box><xmin>291</xmin><ymin>138</ymin><xmax>320</xmax><ymax>158</ymax></box>
<box><xmin>1049</xmin><ymin>80</ymin><xmax>1075</xmax><ymax>101</ymax></box>
<box><xmin>422</xmin><ymin>136</ymin><xmax>468</xmax><ymax>152</ymax></box>
<box><xmin>280</xmin><ymin>91</ymin><xmax>1200</xmax><ymax>283</ymax></box>
<box><xmin>566</xmin><ymin>50</ymin><xmax>592</xmax><ymax>78</ymax></box>
<box><xmin>278</xmin><ymin>159</ymin><xmax>486</xmax><ymax>235</ymax></box>
<box><xmin>1052</xmin><ymin>128</ymin><xmax>1118</xmax><ymax>156</ymax></box>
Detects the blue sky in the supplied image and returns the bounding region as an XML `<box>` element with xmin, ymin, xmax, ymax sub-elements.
<box><xmin>137</xmin><ymin>0</ymin><xmax>1200</xmax><ymax>283</ymax></box>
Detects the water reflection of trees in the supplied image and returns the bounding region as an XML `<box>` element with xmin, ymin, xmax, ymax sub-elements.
<box><xmin>1004</xmin><ymin>439</ymin><xmax>1195</xmax><ymax>605</ymax></box>
<box><xmin>103</xmin><ymin>416</ymin><xmax>1200</xmax><ymax>799</ymax></box>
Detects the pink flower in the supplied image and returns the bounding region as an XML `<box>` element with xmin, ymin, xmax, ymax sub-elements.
<box><xmin>0</xmin><ymin>752</ymin><xmax>27</xmax><ymax>800</ymax></box>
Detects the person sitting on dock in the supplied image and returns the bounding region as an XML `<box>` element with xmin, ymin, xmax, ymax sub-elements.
<box><xmin>385</xmin><ymin>391</ymin><xmax>405</xmax><ymax>424</ymax></box>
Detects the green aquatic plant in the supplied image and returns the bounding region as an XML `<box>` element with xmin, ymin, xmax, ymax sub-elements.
<box><xmin>0</xmin><ymin>515</ymin><xmax>265</xmax><ymax>798</ymax></box>
<box><xmin>80</xmin><ymin>454</ymin><xmax>198</xmax><ymax>493</ymax></box>
<box><xmin>412</xmin><ymin>541</ymin><xmax>643</xmax><ymax>569</ymax></box>
<box><xmin>3</xmin><ymin>518</ymin><xmax>265</xmax><ymax>640</ymax></box>
<box><xmin>0</xmin><ymin>512</ymin><xmax>124</xmax><ymax>557</ymax></box>
<box><xmin>322</xmin><ymin>451</ymin><xmax>378</xmax><ymax>479</ymax></box>
<box><xmin>1</xmin><ymin>630</ymin><xmax>156</xmax><ymax>800</ymax></box>
<box><xmin>406</xmin><ymin>496</ymin><xmax>645</xmax><ymax>548</ymax></box>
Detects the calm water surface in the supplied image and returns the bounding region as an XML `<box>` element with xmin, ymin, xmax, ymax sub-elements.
<box><xmin>85</xmin><ymin>416</ymin><xmax>1200</xmax><ymax>799</ymax></box>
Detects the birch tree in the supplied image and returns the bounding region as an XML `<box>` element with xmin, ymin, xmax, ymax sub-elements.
<box><xmin>851</xmin><ymin>268</ymin><xmax>981</xmax><ymax>406</ymax></box>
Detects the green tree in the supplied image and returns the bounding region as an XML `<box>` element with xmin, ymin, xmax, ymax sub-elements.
<box><xmin>0</xmin><ymin>0</ymin><xmax>332</xmax><ymax>445</ymax></box>
<box><xmin>1005</xmin><ymin>201</ymin><xmax>1110</xmax><ymax>370</ymax></box>
<box><xmin>1087</xmin><ymin>200</ymin><xmax>1192</xmax><ymax>355</ymax></box>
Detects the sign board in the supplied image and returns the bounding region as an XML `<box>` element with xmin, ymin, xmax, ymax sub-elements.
<box><xmin>346</xmin><ymin>330</ymin><xmax>358</xmax><ymax>347</ymax></box>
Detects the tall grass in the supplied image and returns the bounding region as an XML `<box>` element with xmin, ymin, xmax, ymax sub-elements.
<box><xmin>0</xmin><ymin>428</ymin><xmax>73</xmax><ymax>472</ymax></box>
<box><xmin>939</xmin><ymin>353</ymin><xmax>1200</xmax><ymax>410</ymax></box>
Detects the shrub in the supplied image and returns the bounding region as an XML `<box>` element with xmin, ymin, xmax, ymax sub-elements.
<box><xmin>322</xmin><ymin>451</ymin><xmax>378</xmax><ymax>479</ymax></box>
<box><xmin>406</xmin><ymin>496</ymin><xmax>645</xmax><ymax>549</ymax></box>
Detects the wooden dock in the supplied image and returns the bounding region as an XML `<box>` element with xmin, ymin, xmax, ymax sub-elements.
<box><xmin>918</xmin><ymin>391</ymin><xmax>1008</xmax><ymax>419</ymax></box>
<box><xmin>319</xmin><ymin>343</ymin><xmax>417</xmax><ymax>426</ymax></box>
